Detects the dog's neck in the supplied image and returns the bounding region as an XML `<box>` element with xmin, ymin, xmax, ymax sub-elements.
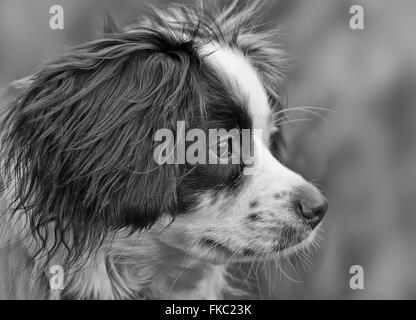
<box><xmin>60</xmin><ymin>235</ymin><xmax>231</xmax><ymax>300</ymax></box>
<box><xmin>0</xmin><ymin>199</ymin><xmax>232</xmax><ymax>299</ymax></box>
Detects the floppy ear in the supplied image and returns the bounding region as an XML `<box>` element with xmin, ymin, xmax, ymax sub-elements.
<box><xmin>0</xmin><ymin>30</ymin><xmax>199</xmax><ymax>262</ymax></box>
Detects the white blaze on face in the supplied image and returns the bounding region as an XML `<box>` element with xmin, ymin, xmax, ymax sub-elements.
<box><xmin>201</xmin><ymin>43</ymin><xmax>305</xmax><ymax>187</ymax></box>
<box><xmin>201</xmin><ymin>44</ymin><xmax>271</xmax><ymax>143</ymax></box>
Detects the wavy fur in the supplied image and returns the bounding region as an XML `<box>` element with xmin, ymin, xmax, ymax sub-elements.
<box><xmin>0</xmin><ymin>1</ymin><xmax>292</xmax><ymax>299</ymax></box>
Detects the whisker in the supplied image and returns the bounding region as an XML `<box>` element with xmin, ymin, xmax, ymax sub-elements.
<box><xmin>285</xmin><ymin>105</ymin><xmax>338</xmax><ymax>114</ymax></box>
<box><xmin>274</xmin><ymin>118</ymin><xmax>314</xmax><ymax>127</ymax></box>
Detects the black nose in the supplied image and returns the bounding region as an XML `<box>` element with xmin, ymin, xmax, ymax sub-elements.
<box><xmin>293</xmin><ymin>190</ymin><xmax>328</xmax><ymax>229</ymax></box>
<box><xmin>301</xmin><ymin>201</ymin><xmax>328</xmax><ymax>229</ymax></box>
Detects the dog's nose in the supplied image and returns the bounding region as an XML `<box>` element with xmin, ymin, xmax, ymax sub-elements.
<box><xmin>292</xmin><ymin>185</ymin><xmax>328</xmax><ymax>229</ymax></box>
<box><xmin>297</xmin><ymin>200</ymin><xmax>328</xmax><ymax>229</ymax></box>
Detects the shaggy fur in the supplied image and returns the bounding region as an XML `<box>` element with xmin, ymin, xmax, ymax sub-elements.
<box><xmin>0</xmin><ymin>1</ymin><xmax>327</xmax><ymax>300</ymax></box>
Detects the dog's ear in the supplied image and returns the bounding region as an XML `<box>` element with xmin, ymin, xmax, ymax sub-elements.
<box><xmin>1</xmin><ymin>30</ymin><xmax>201</xmax><ymax>261</ymax></box>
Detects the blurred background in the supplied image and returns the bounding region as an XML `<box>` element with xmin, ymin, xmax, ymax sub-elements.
<box><xmin>1</xmin><ymin>0</ymin><xmax>416</xmax><ymax>299</ymax></box>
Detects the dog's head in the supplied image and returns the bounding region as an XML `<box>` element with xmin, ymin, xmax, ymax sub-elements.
<box><xmin>1</xmin><ymin>2</ymin><xmax>327</xmax><ymax>265</ymax></box>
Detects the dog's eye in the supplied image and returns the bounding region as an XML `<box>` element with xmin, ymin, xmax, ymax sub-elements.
<box><xmin>210</xmin><ymin>134</ymin><xmax>240</xmax><ymax>163</ymax></box>
<box><xmin>218</xmin><ymin>136</ymin><xmax>235</xmax><ymax>159</ymax></box>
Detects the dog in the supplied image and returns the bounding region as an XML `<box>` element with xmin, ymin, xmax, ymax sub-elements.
<box><xmin>0</xmin><ymin>1</ymin><xmax>327</xmax><ymax>299</ymax></box>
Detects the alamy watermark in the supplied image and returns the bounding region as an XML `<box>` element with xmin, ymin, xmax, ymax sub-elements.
<box><xmin>153</xmin><ymin>121</ymin><xmax>262</xmax><ymax>167</ymax></box>
<box><xmin>49</xmin><ymin>5</ymin><xmax>64</xmax><ymax>30</ymax></box>
<box><xmin>349</xmin><ymin>265</ymin><xmax>364</xmax><ymax>290</ymax></box>
<box><xmin>349</xmin><ymin>5</ymin><xmax>364</xmax><ymax>30</ymax></box>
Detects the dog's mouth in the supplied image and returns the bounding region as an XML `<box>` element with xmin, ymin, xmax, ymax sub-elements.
<box><xmin>198</xmin><ymin>230</ymin><xmax>315</xmax><ymax>263</ymax></box>
<box><xmin>198</xmin><ymin>238</ymin><xmax>281</xmax><ymax>263</ymax></box>
<box><xmin>200</xmin><ymin>239</ymin><xmax>236</xmax><ymax>255</ymax></box>
<box><xmin>197</xmin><ymin>238</ymin><xmax>257</xmax><ymax>263</ymax></box>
